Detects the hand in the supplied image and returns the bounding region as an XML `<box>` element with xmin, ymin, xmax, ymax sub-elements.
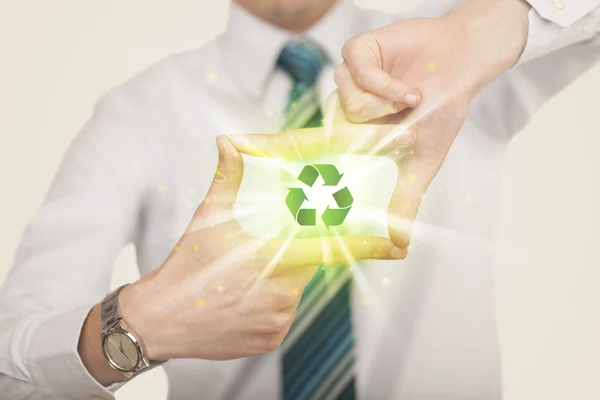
<box><xmin>335</xmin><ymin>0</ymin><xmax>530</xmax><ymax>123</ymax></box>
<box><xmin>119</xmin><ymin>136</ymin><xmax>404</xmax><ymax>362</ymax></box>
<box><xmin>321</xmin><ymin>0</ymin><xmax>530</xmax><ymax>246</ymax></box>
<box><xmin>230</xmin><ymin>93</ymin><xmax>437</xmax><ymax>249</ymax></box>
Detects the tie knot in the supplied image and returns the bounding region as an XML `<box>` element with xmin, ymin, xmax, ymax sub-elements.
<box><xmin>277</xmin><ymin>41</ymin><xmax>328</xmax><ymax>86</ymax></box>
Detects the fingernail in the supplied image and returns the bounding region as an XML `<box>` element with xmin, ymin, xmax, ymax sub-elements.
<box><xmin>391</xmin><ymin>247</ymin><xmax>406</xmax><ymax>259</ymax></box>
<box><xmin>394</xmin><ymin>128</ymin><xmax>414</xmax><ymax>146</ymax></box>
<box><xmin>404</xmin><ymin>93</ymin><xmax>419</xmax><ymax>107</ymax></box>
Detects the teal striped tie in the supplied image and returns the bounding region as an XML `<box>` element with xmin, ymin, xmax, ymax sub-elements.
<box><xmin>277</xmin><ymin>41</ymin><xmax>356</xmax><ymax>400</ymax></box>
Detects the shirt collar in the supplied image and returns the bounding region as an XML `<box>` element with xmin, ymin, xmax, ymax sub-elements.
<box><xmin>218</xmin><ymin>0</ymin><xmax>365</xmax><ymax>99</ymax></box>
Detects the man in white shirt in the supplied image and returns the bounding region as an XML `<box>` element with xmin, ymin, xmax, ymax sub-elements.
<box><xmin>1</xmin><ymin>0</ymin><xmax>599</xmax><ymax>399</ymax></box>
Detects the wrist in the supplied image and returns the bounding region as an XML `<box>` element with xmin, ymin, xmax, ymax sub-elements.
<box><xmin>119</xmin><ymin>279</ymin><xmax>168</xmax><ymax>362</ymax></box>
<box><xmin>78</xmin><ymin>304</ymin><xmax>130</xmax><ymax>385</ymax></box>
<box><xmin>445</xmin><ymin>0</ymin><xmax>531</xmax><ymax>96</ymax></box>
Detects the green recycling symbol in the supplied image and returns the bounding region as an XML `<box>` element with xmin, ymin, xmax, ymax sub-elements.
<box><xmin>285</xmin><ymin>164</ymin><xmax>353</xmax><ymax>228</ymax></box>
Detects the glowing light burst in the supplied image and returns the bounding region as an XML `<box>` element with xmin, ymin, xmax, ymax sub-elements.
<box><xmin>242</xmin><ymin>227</ymin><xmax>300</xmax><ymax>303</ymax></box>
<box><xmin>237</xmin><ymin>148</ymin><xmax>397</xmax><ymax>241</ymax></box>
<box><xmin>331</xmin><ymin>228</ymin><xmax>387</xmax><ymax>320</ymax></box>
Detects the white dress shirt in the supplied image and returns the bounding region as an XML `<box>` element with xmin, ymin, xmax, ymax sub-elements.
<box><xmin>1</xmin><ymin>1</ymin><xmax>599</xmax><ymax>399</ymax></box>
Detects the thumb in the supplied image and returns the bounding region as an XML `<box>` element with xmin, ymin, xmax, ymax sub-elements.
<box><xmin>201</xmin><ymin>135</ymin><xmax>244</xmax><ymax>211</ymax></box>
<box><xmin>387</xmin><ymin>96</ymin><xmax>468</xmax><ymax>248</ymax></box>
<box><xmin>341</xmin><ymin>34</ymin><xmax>421</xmax><ymax>109</ymax></box>
<box><xmin>387</xmin><ymin>165</ymin><xmax>427</xmax><ymax>249</ymax></box>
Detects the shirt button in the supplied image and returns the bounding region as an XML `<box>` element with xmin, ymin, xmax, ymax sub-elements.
<box><xmin>552</xmin><ymin>0</ymin><xmax>565</xmax><ymax>9</ymax></box>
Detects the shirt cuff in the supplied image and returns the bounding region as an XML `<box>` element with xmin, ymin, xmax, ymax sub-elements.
<box><xmin>27</xmin><ymin>304</ymin><xmax>119</xmax><ymax>400</ymax></box>
<box><xmin>517</xmin><ymin>0</ymin><xmax>600</xmax><ymax>65</ymax></box>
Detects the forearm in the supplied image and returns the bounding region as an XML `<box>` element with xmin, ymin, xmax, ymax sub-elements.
<box><xmin>445</xmin><ymin>0</ymin><xmax>531</xmax><ymax>96</ymax></box>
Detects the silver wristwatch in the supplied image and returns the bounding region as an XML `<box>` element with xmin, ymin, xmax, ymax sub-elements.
<box><xmin>100</xmin><ymin>284</ymin><xmax>162</xmax><ymax>377</ymax></box>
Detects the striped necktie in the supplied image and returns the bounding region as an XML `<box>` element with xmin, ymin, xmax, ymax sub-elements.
<box><xmin>277</xmin><ymin>41</ymin><xmax>357</xmax><ymax>400</ymax></box>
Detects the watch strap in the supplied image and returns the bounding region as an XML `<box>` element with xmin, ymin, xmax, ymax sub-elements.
<box><xmin>101</xmin><ymin>284</ymin><xmax>165</xmax><ymax>376</ymax></box>
<box><xmin>101</xmin><ymin>284</ymin><xmax>129</xmax><ymax>334</ymax></box>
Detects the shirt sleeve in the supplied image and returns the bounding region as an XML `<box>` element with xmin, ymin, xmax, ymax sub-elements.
<box><xmin>0</xmin><ymin>91</ymin><xmax>153</xmax><ymax>399</ymax></box>
<box><xmin>467</xmin><ymin>1</ymin><xmax>600</xmax><ymax>139</ymax></box>
<box><xmin>518</xmin><ymin>0</ymin><xmax>600</xmax><ymax>64</ymax></box>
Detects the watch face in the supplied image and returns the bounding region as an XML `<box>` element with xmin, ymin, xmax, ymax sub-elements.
<box><xmin>103</xmin><ymin>331</ymin><xmax>140</xmax><ymax>372</ymax></box>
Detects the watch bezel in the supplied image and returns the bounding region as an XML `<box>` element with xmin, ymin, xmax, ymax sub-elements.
<box><xmin>101</xmin><ymin>328</ymin><xmax>143</xmax><ymax>373</ymax></box>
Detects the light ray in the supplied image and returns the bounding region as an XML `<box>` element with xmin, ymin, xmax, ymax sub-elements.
<box><xmin>344</xmin><ymin>124</ymin><xmax>382</xmax><ymax>157</ymax></box>
<box><xmin>276</xmin><ymin>108</ymin><xmax>306</xmax><ymax>163</ymax></box>
<box><xmin>261</xmin><ymin>225</ymin><xmax>300</xmax><ymax>277</ymax></box>
<box><xmin>351</xmin><ymin>207</ymin><xmax>493</xmax><ymax>250</ymax></box>
<box><xmin>330</xmin><ymin>228</ymin><xmax>387</xmax><ymax>321</ymax></box>
<box><xmin>224</xmin><ymin>208</ymin><xmax>288</xmax><ymax>241</ymax></box>
<box><xmin>183</xmin><ymin>235</ymin><xmax>276</xmax><ymax>297</ymax></box>
<box><xmin>187</xmin><ymin>202</ymin><xmax>275</xmax><ymax>233</ymax></box>
<box><xmin>366</xmin><ymin>90</ymin><xmax>451</xmax><ymax>157</ymax></box>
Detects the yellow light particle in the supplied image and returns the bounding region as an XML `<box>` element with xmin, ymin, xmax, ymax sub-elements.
<box><xmin>292</xmin><ymin>288</ymin><xmax>300</xmax><ymax>295</ymax></box>
<box><xmin>423</xmin><ymin>212</ymin><xmax>428</xmax><ymax>217</ymax></box>
<box><xmin>427</xmin><ymin>61</ymin><xmax>437</xmax><ymax>72</ymax></box>
<box><xmin>156</xmin><ymin>185</ymin><xmax>167</xmax><ymax>194</ymax></box>
<box><xmin>408</xmin><ymin>174</ymin><xmax>417</xmax><ymax>183</ymax></box>
<box><xmin>362</xmin><ymin>297</ymin><xmax>372</xmax><ymax>306</ymax></box>
<box><xmin>440</xmin><ymin>148</ymin><xmax>446</xmax><ymax>154</ymax></box>
<box><xmin>215</xmin><ymin>169</ymin><xmax>225</xmax><ymax>179</ymax></box>
<box><xmin>465</xmin><ymin>193</ymin><xmax>475</xmax><ymax>202</ymax></box>
<box><xmin>196</xmin><ymin>297</ymin><xmax>206</xmax><ymax>307</ymax></box>
<box><xmin>186</xmin><ymin>202</ymin><xmax>194</xmax><ymax>210</ymax></box>
<box><xmin>174</xmin><ymin>245</ymin><xmax>180</xmax><ymax>252</ymax></box>
<box><xmin>387</xmin><ymin>102</ymin><xmax>394</xmax><ymax>112</ymax></box>
<box><xmin>408</xmin><ymin>244</ymin><xmax>415</xmax><ymax>250</ymax></box>
<box><xmin>205</xmin><ymin>72</ymin><xmax>218</xmax><ymax>83</ymax></box>
<box><xmin>251</xmin><ymin>261</ymin><xmax>256</xmax><ymax>267</ymax></box>
<box><xmin>193</xmin><ymin>245</ymin><xmax>200</xmax><ymax>252</ymax></box>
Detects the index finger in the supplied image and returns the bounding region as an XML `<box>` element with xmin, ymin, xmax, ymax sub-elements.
<box><xmin>341</xmin><ymin>35</ymin><xmax>421</xmax><ymax>107</ymax></box>
<box><xmin>229</xmin><ymin>124</ymin><xmax>414</xmax><ymax>159</ymax></box>
<box><xmin>258</xmin><ymin>235</ymin><xmax>406</xmax><ymax>273</ymax></box>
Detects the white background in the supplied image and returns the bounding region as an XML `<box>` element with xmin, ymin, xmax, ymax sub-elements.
<box><xmin>1</xmin><ymin>1</ymin><xmax>599</xmax><ymax>399</ymax></box>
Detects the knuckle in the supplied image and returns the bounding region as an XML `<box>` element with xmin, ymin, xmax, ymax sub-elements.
<box><xmin>267</xmin><ymin>312</ymin><xmax>293</xmax><ymax>332</ymax></box>
<box><xmin>341</xmin><ymin>36</ymin><xmax>359</xmax><ymax>60</ymax></box>
<box><xmin>263</xmin><ymin>335</ymin><xmax>284</xmax><ymax>352</ymax></box>
<box><xmin>222</xmin><ymin>294</ymin><xmax>239</xmax><ymax>308</ymax></box>
<box><xmin>353</xmin><ymin>66</ymin><xmax>370</xmax><ymax>87</ymax></box>
<box><xmin>193</xmin><ymin>204</ymin><xmax>208</xmax><ymax>219</ymax></box>
<box><xmin>274</xmin><ymin>291</ymin><xmax>295</xmax><ymax>309</ymax></box>
<box><xmin>344</xmin><ymin>100</ymin><xmax>365</xmax><ymax>120</ymax></box>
